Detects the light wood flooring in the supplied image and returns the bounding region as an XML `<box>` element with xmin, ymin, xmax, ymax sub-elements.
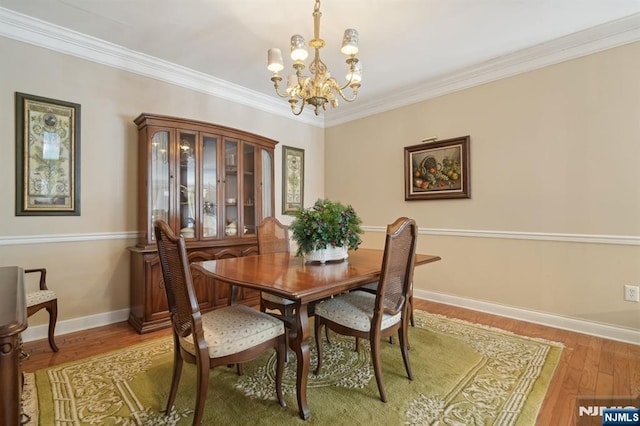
<box><xmin>22</xmin><ymin>299</ymin><xmax>640</xmax><ymax>425</ymax></box>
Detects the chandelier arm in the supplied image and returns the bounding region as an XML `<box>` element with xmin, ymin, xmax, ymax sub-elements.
<box><xmin>271</xmin><ymin>76</ymin><xmax>292</xmax><ymax>98</ymax></box>
<box><xmin>322</xmin><ymin>77</ymin><xmax>357</xmax><ymax>103</ymax></box>
<box><xmin>338</xmin><ymin>79</ymin><xmax>358</xmax><ymax>92</ymax></box>
<box><xmin>338</xmin><ymin>57</ymin><xmax>360</xmax><ymax>91</ymax></box>
<box><xmin>293</xmin><ymin>63</ymin><xmax>307</xmax><ymax>95</ymax></box>
<box><xmin>333</xmin><ymin>85</ymin><xmax>358</xmax><ymax>103</ymax></box>
<box><xmin>291</xmin><ymin>99</ymin><xmax>306</xmax><ymax>116</ymax></box>
<box><xmin>273</xmin><ymin>86</ymin><xmax>292</xmax><ymax>98</ymax></box>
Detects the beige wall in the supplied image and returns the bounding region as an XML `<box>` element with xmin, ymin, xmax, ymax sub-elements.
<box><xmin>326</xmin><ymin>42</ymin><xmax>640</xmax><ymax>330</ymax></box>
<box><xmin>2</xmin><ymin>35</ymin><xmax>639</xmax><ymax>336</ymax></box>
<box><xmin>0</xmin><ymin>37</ymin><xmax>324</xmax><ymax>326</ymax></box>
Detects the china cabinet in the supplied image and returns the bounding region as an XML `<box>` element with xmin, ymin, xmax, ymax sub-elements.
<box><xmin>128</xmin><ymin>114</ymin><xmax>277</xmax><ymax>333</ymax></box>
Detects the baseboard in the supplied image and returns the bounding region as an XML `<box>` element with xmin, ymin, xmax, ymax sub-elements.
<box><xmin>415</xmin><ymin>289</ymin><xmax>640</xmax><ymax>345</ymax></box>
<box><xmin>21</xmin><ymin>308</ymin><xmax>130</xmax><ymax>343</ymax></box>
<box><xmin>22</xmin><ymin>294</ymin><xmax>640</xmax><ymax>346</ymax></box>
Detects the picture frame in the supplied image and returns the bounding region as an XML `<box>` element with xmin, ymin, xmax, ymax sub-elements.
<box><xmin>15</xmin><ymin>92</ymin><xmax>81</xmax><ymax>215</ymax></box>
<box><xmin>404</xmin><ymin>135</ymin><xmax>470</xmax><ymax>200</ymax></box>
<box><xmin>282</xmin><ymin>145</ymin><xmax>304</xmax><ymax>214</ymax></box>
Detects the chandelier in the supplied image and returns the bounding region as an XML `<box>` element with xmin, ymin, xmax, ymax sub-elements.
<box><xmin>266</xmin><ymin>0</ymin><xmax>362</xmax><ymax>116</ymax></box>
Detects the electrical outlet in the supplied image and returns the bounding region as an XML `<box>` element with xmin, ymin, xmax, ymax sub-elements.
<box><xmin>624</xmin><ymin>285</ymin><xmax>640</xmax><ymax>302</ymax></box>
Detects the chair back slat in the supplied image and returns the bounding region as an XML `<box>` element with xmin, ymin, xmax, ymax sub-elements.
<box><xmin>257</xmin><ymin>217</ymin><xmax>290</xmax><ymax>254</ymax></box>
<box><xmin>376</xmin><ymin>217</ymin><xmax>418</xmax><ymax>316</ymax></box>
<box><xmin>154</xmin><ymin>220</ymin><xmax>201</xmax><ymax>338</ymax></box>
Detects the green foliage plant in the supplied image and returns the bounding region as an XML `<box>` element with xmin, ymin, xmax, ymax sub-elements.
<box><xmin>290</xmin><ymin>199</ymin><xmax>363</xmax><ymax>256</ymax></box>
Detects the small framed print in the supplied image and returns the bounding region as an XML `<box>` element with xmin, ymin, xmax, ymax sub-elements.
<box><xmin>404</xmin><ymin>136</ymin><xmax>470</xmax><ymax>200</ymax></box>
<box><xmin>15</xmin><ymin>93</ymin><xmax>81</xmax><ymax>215</ymax></box>
<box><xmin>282</xmin><ymin>145</ymin><xmax>304</xmax><ymax>214</ymax></box>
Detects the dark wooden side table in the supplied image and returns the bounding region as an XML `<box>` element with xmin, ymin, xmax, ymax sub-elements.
<box><xmin>0</xmin><ymin>266</ymin><xmax>28</xmax><ymax>425</ymax></box>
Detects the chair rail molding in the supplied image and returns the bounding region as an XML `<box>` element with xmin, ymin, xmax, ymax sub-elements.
<box><xmin>362</xmin><ymin>226</ymin><xmax>640</xmax><ymax>246</ymax></box>
<box><xmin>4</xmin><ymin>228</ymin><xmax>637</xmax><ymax>247</ymax></box>
<box><xmin>0</xmin><ymin>231</ymin><xmax>140</xmax><ymax>246</ymax></box>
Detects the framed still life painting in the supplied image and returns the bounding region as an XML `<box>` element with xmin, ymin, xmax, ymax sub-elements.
<box><xmin>15</xmin><ymin>92</ymin><xmax>81</xmax><ymax>215</ymax></box>
<box><xmin>404</xmin><ymin>135</ymin><xmax>470</xmax><ymax>200</ymax></box>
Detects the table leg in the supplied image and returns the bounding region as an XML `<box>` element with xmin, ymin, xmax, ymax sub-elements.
<box><xmin>292</xmin><ymin>302</ymin><xmax>310</xmax><ymax>420</ymax></box>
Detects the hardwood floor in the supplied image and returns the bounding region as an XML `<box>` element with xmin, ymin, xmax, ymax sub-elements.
<box><xmin>22</xmin><ymin>299</ymin><xmax>640</xmax><ymax>425</ymax></box>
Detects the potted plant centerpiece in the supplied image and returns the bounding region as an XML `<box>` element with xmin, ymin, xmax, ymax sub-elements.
<box><xmin>290</xmin><ymin>198</ymin><xmax>364</xmax><ymax>263</ymax></box>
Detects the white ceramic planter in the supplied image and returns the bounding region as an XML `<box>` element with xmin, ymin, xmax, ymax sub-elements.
<box><xmin>304</xmin><ymin>245</ymin><xmax>348</xmax><ymax>263</ymax></box>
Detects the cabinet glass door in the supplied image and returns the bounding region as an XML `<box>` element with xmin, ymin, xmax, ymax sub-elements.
<box><xmin>243</xmin><ymin>143</ymin><xmax>257</xmax><ymax>235</ymax></box>
<box><xmin>224</xmin><ymin>139</ymin><xmax>239</xmax><ymax>237</ymax></box>
<box><xmin>150</xmin><ymin>130</ymin><xmax>170</xmax><ymax>241</ymax></box>
<box><xmin>202</xmin><ymin>134</ymin><xmax>218</xmax><ymax>238</ymax></box>
<box><xmin>178</xmin><ymin>132</ymin><xmax>197</xmax><ymax>239</ymax></box>
<box><xmin>261</xmin><ymin>149</ymin><xmax>273</xmax><ymax>219</ymax></box>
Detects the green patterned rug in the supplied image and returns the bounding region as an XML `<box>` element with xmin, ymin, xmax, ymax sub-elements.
<box><xmin>24</xmin><ymin>310</ymin><xmax>562</xmax><ymax>425</ymax></box>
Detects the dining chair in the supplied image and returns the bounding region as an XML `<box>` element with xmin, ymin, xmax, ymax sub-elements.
<box><xmin>257</xmin><ymin>216</ymin><xmax>332</xmax><ymax>358</ymax></box>
<box><xmin>213</xmin><ymin>248</ymin><xmax>244</xmax><ymax>307</ymax></box>
<box><xmin>256</xmin><ymin>217</ymin><xmax>298</xmax><ymax>359</ymax></box>
<box><xmin>313</xmin><ymin>217</ymin><xmax>418</xmax><ymax>403</ymax></box>
<box><xmin>24</xmin><ymin>268</ymin><xmax>59</xmax><ymax>352</ymax></box>
<box><xmin>153</xmin><ymin>220</ymin><xmax>286</xmax><ymax>425</ymax></box>
<box><xmin>257</xmin><ymin>217</ymin><xmax>295</xmax><ymax>323</ymax></box>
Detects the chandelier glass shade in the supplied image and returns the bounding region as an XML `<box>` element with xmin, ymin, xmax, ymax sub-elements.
<box><xmin>267</xmin><ymin>0</ymin><xmax>361</xmax><ymax>116</ymax></box>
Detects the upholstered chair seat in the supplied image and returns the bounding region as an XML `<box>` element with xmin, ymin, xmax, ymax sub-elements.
<box><xmin>26</xmin><ymin>290</ymin><xmax>57</xmax><ymax>307</ymax></box>
<box><xmin>357</xmin><ymin>279</ymin><xmax>416</xmax><ymax>330</ymax></box>
<box><xmin>180</xmin><ymin>305</ymin><xmax>284</xmax><ymax>358</ymax></box>
<box><xmin>313</xmin><ymin>292</ymin><xmax>401</xmax><ymax>332</ymax></box>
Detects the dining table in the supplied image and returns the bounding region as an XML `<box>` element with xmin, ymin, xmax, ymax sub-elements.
<box><xmin>191</xmin><ymin>247</ymin><xmax>441</xmax><ymax>420</ymax></box>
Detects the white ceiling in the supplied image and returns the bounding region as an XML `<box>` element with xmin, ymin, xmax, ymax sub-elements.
<box><xmin>1</xmin><ymin>0</ymin><xmax>640</xmax><ymax>126</ymax></box>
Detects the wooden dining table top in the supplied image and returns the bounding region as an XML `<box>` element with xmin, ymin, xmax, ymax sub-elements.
<box><xmin>191</xmin><ymin>248</ymin><xmax>441</xmax><ymax>304</ymax></box>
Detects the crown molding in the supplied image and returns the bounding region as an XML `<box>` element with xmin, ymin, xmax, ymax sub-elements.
<box><xmin>324</xmin><ymin>13</ymin><xmax>640</xmax><ymax>127</ymax></box>
<box><xmin>2</xmin><ymin>8</ymin><xmax>639</xmax><ymax>128</ymax></box>
<box><xmin>0</xmin><ymin>7</ymin><xmax>324</xmax><ymax>127</ymax></box>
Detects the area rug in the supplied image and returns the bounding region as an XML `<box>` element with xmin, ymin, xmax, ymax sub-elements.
<box><xmin>24</xmin><ymin>310</ymin><xmax>562</xmax><ymax>425</ymax></box>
